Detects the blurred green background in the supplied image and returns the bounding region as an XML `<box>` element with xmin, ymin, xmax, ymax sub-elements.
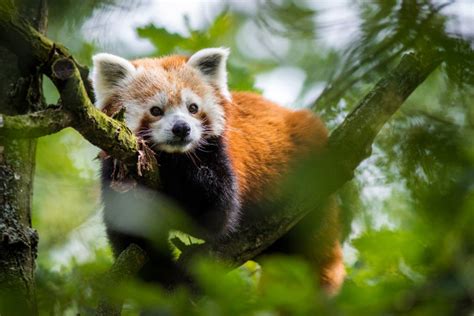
<box><xmin>33</xmin><ymin>0</ymin><xmax>473</xmax><ymax>315</ymax></box>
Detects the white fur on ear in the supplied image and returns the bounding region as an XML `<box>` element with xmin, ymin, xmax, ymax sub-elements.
<box><xmin>187</xmin><ymin>47</ymin><xmax>231</xmax><ymax>100</ymax></box>
<box><xmin>92</xmin><ymin>53</ymin><xmax>136</xmax><ymax>108</ymax></box>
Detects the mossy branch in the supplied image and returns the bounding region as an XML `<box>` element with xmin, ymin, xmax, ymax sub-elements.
<box><xmin>0</xmin><ymin>108</ymin><xmax>72</xmax><ymax>138</ymax></box>
<box><xmin>0</xmin><ymin>6</ymin><xmax>159</xmax><ymax>188</ymax></box>
<box><xmin>50</xmin><ymin>59</ymin><xmax>136</xmax><ymax>161</ymax></box>
<box><xmin>0</xmin><ymin>2</ymin><xmax>95</xmax><ymax>102</ymax></box>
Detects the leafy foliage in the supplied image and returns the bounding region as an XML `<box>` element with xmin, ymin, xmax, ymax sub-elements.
<box><xmin>25</xmin><ymin>0</ymin><xmax>474</xmax><ymax>315</ymax></box>
<box><xmin>137</xmin><ymin>12</ymin><xmax>257</xmax><ymax>91</ymax></box>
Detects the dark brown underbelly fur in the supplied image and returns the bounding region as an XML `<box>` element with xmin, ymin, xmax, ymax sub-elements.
<box><xmin>101</xmin><ymin>136</ymin><xmax>239</xmax><ymax>288</ymax></box>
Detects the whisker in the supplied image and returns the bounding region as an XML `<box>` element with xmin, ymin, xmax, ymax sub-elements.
<box><xmin>137</xmin><ymin>128</ymin><xmax>152</xmax><ymax>134</ymax></box>
<box><xmin>196</xmin><ymin>142</ymin><xmax>213</xmax><ymax>150</ymax></box>
<box><xmin>190</xmin><ymin>151</ymin><xmax>202</xmax><ymax>164</ymax></box>
<box><xmin>196</xmin><ymin>146</ymin><xmax>212</xmax><ymax>153</ymax></box>
<box><xmin>186</xmin><ymin>152</ymin><xmax>199</xmax><ymax>168</ymax></box>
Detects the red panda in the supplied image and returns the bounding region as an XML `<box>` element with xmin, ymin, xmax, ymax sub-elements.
<box><xmin>92</xmin><ymin>48</ymin><xmax>345</xmax><ymax>294</ymax></box>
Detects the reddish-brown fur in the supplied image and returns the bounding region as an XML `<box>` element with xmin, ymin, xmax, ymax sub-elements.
<box><xmin>106</xmin><ymin>55</ymin><xmax>345</xmax><ymax>294</ymax></box>
<box><xmin>223</xmin><ymin>92</ymin><xmax>345</xmax><ymax>294</ymax></box>
<box><xmin>224</xmin><ymin>92</ymin><xmax>328</xmax><ymax>202</ymax></box>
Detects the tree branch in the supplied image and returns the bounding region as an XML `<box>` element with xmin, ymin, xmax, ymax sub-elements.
<box><xmin>0</xmin><ymin>5</ymin><xmax>158</xmax><ymax>188</ymax></box>
<box><xmin>177</xmin><ymin>51</ymin><xmax>443</xmax><ymax>267</ymax></box>
<box><xmin>96</xmin><ymin>244</ymin><xmax>148</xmax><ymax>316</ymax></box>
<box><xmin>50</xmin><ymin>58</ymin><xmax>159</xmax><ymax>188</ymax></box>
<box><xmin>0</xmin><ymin>2</ymin><xmax>95</xmax><ymax>102</ymax></box>
<box><xmin>0</xmin><ymin>108</ymin><xmax>72</xmax><ymax>138</ymax></box>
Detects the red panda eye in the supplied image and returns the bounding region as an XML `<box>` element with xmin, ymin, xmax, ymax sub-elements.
<box><xmin>150</xmin><ymin>106</ymin><xmax>163</xmax><ymax>117</ymax></box>
<box><xmin>188</xmin><ymin>103</ymin><xmax>199</xmax><ymax>114</ymax></box>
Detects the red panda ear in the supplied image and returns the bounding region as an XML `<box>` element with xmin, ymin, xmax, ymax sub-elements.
<box><xmin>187</xmin><ymin>47</ymin><xmax>231</xmax><ymax>100</ymax></box>
<box><xmin>92</xmin><ymin>53</ymin><xmax>136</xmax><ymax>109</ymax></box>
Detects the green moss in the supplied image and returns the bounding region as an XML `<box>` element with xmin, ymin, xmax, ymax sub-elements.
<box><xmin>0</xmin><ymin>0</ymin><xmax>16</xmax><ymax>18</ymax></box>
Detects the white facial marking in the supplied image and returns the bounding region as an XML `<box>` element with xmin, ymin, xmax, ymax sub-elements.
<box><xmin>140</xmin><ymin>87</ymin><xmax>226</xmax><ymax>153</ymax></box>
<box><xmin>123</xmin><ymin>101</ymin><xmax>141</xmax><ymax>133</ymax></box>
<box><xmin>202</xmin><ymin>91</ymin><xmax>225</xmax><ymax>136</ymax></box>
<box><xmin>150</xmin><ymin>106</ymin><xmax>203</xmax><ymax>153</ymax></box>
<box><xmin>123</xmin><ymin>92</ymin><xmax>168</xmax><ymax>134</ymax></box>
<box><xmin>181</xmin><ymin>88</ymin><xmax>225</xmax><ymax>136</ymax></box>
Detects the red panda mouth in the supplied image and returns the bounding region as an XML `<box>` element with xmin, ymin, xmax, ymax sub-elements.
<box><xmin>137</xmin><ymin>128</ymin><xmax>196</xmax><ymax>152</ymax></box>
<box><xmin>166</xmin><ymin>138</ymin><xmax>192</xmax><ymax>147</ymax></box>
<box><xmin>158</xmin><ymin>138</ymin><xmax>195</xmax><ymax>153</ymax></box>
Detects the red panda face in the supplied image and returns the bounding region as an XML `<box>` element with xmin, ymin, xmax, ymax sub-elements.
<box><xmin>92</xmin><ymin>48</ymin><xmax>230</xmax><ymax>153</ymax></box>
<box><xmin>128</xmin><ymin>86</ymin><xmax>221</xmax><ymax>153</ymax></box>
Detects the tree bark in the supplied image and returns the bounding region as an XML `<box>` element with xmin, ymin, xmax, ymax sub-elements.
<box><xmin>0</xmin><ymin>0</ymin><xmax>47</xmax><ymax>315</ymax></box>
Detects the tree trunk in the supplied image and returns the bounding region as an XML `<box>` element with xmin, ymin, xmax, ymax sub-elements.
<box><xmin>0</xmin><ymin>0</ymin><xmax>47</xmax><ymax>314</ymax></box>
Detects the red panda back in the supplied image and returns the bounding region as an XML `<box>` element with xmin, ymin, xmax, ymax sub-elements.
<box><xmin>226</xmin><ymin>92</ymin><xmax>344</xmax><ymax>294</ymax></box>
<box><xmin>225</xmin><ymin>92</ymin><xmax>328</xmax><ymax>203</ymax></box>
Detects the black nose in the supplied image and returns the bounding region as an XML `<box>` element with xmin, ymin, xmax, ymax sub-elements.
<box><xmin>172</xmin><ymin>121</ymin><xmax>191</xmax><ymax>138</ymax></box>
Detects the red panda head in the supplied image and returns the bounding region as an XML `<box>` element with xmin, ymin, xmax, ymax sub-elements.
<box><xmin>92</xmin><ymin>48</ymin><xmax>230</xmax><ymax>153</ymax></box>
